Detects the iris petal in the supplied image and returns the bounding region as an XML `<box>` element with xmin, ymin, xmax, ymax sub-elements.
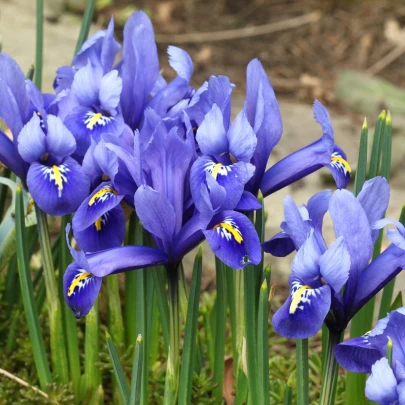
<box><xmin>204</xmin><ymin>210</ymin><xmax>261</xmax><ymax>269</ymax></box>
<box><xmin>27</xmin><ymin>157</ymin><xmax>90</xmax><ymax>216</ymax></box>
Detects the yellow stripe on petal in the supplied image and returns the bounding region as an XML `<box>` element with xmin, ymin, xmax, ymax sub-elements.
<box><xmin>290</xmin><ymin>285</ymin><xmax>311</xmax><ymax>314</ymax></box>
<box><xmin>88</xmin><ymin>187</ymin><xmax>117</xmax><ymax>206</ymax></box>
<box><xmin>211</xmin><ymin>163</ymin><xmax>223</xmax><ymax>180</ymax></box>
<box><xmin>213</xmin><ymin>221</ymin><xmax>243</xmax><ymax>244</ymax></box>
<box><xmin>86</xmin><ymin>113</ymin><xmax>102</xmax><ymax>130</ymax></box>
<box><xmin>52</xmin><ymin>165</ymin><xmax>64</xmax><ymax>197</ymax></box>
<box><xmin>94</xmin><ymin>217</ymin><xmax>103</xmax><ymax>231</ymax></box>
<box><xmin>331</xmin><ymin>156</ymin><xmax>351</xmax><ymax>173</ymax></box>
<box><xmin>68</xmin><ymin>272</ymin><xmax>92</xmax><ymax>297</ymax></box>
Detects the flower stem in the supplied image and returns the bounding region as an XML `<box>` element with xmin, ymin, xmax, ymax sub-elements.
<box><xmin>319</xmin><ymin>331</ymin><xmax>342</xmax><ymax>405</ymax></box>
<box><xmin>164</xmin><ymin>264</ymin><xmax>180</xmax><ymax>405</ymax></box>
<box><xmin>35</xmin><ymin>0</ymin><xmax>43</xmax><ymax>89</ymax></box>
<box><xmin>296</xmin><ymin>339</ymin><xmax>309</xmax><ymax>405</ymax></box>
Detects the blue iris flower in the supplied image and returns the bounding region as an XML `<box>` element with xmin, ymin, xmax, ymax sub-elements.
<box><xmin>270</xmin><ymin>177</ymin><xmax>405</xmax><ymax>338</ymax></box>
<box><xmin>335</xmin><ymin>308</ymin><xmax>405</xmax><ymax>405</ymax></box>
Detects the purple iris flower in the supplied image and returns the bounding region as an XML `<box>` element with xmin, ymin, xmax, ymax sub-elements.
<box><xmin>64</xmin><ymin>224</ymin><xmax>167</xmax><ymax>318</ymax></box>
<box><xmin>335</xmin><ymin>308</ymin><xmax>405</xmax><ymax>404</ymax></box>
<box><xmin>271</xmin><ymin>177</ymin><xmax>405</xmax><ymax>338</ymax></box>
<box><xmin>260</xmin><ymin>100</ymin><xmax>351</xmax><ymax>197</ymax></box>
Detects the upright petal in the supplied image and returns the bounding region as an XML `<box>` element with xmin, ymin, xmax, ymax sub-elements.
<box><xmin>0</xmin><ymin>79</ymin><xmax>24</xmax><ymax>139</ymax></box>
<box><xmin>227</xmin><ymin>109</ymin><xmax>257</xmax><ymax>163</ymax></box>
<box><xmin>203</xmin><ymin>210</ymin><xmax>261</xmax><ymax>269</ymax></box>
<box><xmin>196</xmin><ymin>104</ymin><xmax>228</xmax><ymax>156</ymax></box>
<box><xmin>291</xmin><ymin>232</ymin><xmax>321</xmax><ymax>282</ymax></box>
<box><xmin>168</xmin><ymin>46</ymin><xmax>193</xmax><ymax>81</ymax></box>
<box><xmin>365</xmin><ymin>358</ymin><xmax>398</xmax><ymax>404</ymax></box>
<box><xmin>46</xmin><ymin>115</ymin><xmax>76</xmax><ymax>158</ymax></box>
<box><xmin>319</xmin><ymin>237</ymin><xmax>351</xmax><ymax>293</ymax></box>
<box><xmin>313</xmin><ymin>100</ymin><xmax>334</xmax><ymax>154</ymax></box>
<box><xmin>134</xmin><ymin>185</ymin><xmax>176</xmax><ymax>245</ymax></box>
<box><xmin>17</xmin><ymin>113</ymin><xmax>46</xmax><ymax>163</ymax></box>
<box><xmin>71</xmin><ymin>62</ymin><xmax>102</xmax><ymax>107</ymax></box>
<box><xmin>99</xmin><ymin>70</ymin><xmax>122</xmax><ymax>114</ymax></box>
<box><xmin>27</xmin><ymin>157</ymin><xmax>90</xmax><ymax>216</ymax></box>
<box><xmin>306</xmin><ymin>189</ymin><xmax>331</xmax><ymax>233</ymax></box>
<box><xmin>272</xmin><ymin>279</ymin><xmax>331</xmax><ymax>339</ymax></box>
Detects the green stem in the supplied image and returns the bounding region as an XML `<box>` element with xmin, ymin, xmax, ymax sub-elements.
<box><xmin>319</xmin><ymin>331</ymin><xmax>342</xmax><ymax>405</ymax></box>
<box><xmin>296</xmin><ymin>339</ymin><xmax>309</xmax><ymax>405</ymax></box>
<box><xmin>74</xmin><ymin>0</ymin><xmax>96</xmax><ymax>55</ymax></box>
<box><xmin>35</xmin><ymin>204</ymin><xmax>69</xmax><ymax>384</ymax></box>
<box><xmin>164</xmin><ymin>264</ymin><xmax>180</xmax><ymax>405</ymax></box>
<box><xmin>35</xmin><ymin>0</ymin><xmax>43</xmax><ymax>89</ymax></box>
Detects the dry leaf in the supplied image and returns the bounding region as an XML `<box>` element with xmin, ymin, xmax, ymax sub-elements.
<box><xmin>223</xmin><ymin>357</ymin><xmax>235</xmax><ymax>405</ymax></box>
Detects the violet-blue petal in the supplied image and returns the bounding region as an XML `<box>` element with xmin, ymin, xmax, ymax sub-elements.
<box><xmin>134</xmin><ymin>185</ymin><xmax>176</xmax><ymax>244</ymax></box>
<box><xmin>203</xmin><ymin>210</ymin><xmax>261</xmax><ymax>269</ymax></box>
<box><xmin>272</xmin><ymin>280</ymin><xmax>331</xmax><ymax>339</ymax></box>
<box><xmin>197</xmin><ymin>172</ymin><xmax>227</xmax><ymax>220</ymax></box>
<box><xmin>72</xmin><ymin>182</ymin><xmax>123</xmax><ymax>232</ymax></box>
<box><xmin>327</xmin><ymin>147</ymin><xmax>351</xmax><ymax>189</ymax></box>
<box><xmin>0</xmin><ymin>130</ymin><xmax>27</xmax><ymax>180</ymax></box>
<box><xmin>335</xmin><ymin>333</ymin><xmax>387</xmax><ymax>373</ymax></box>
<box><xmin>374</xmin><ymin>219</ymin><xmax>405</xmax><ymax>250</ymax></box>
<box><xmin>46</xmin><ymin>115</ymin><xmax>76</xmax><ymax>158</ymax></box>
<box><xmin>313</xmin><ymin>99</ymin><xmax>334</xmax><ymax>154</ymax></box>
<box><xmin>17</xmin><ymin>113</ymin><xmax>46</xmax><ymax>163</ymax></box>
<box><xmin>168</xmin><ymin>46</ymin><xmax>193</xmax><ymax>81</ymax></box>
<box><xmin>74</xmin><ymin>205</ymin><xmax>126</xmax><ymax>253</ymax></box>
<box><xmin>319</xmin><ymin>237</ymin><xmax>351</xmax><ymax>293</ymax></box>
<box><xmin>352</xmin><ymin>244</ymin><xmax>405</xmax><ymax>316</ymax></box>
<box><xmin>86</xmin><ymin>245</ymin><xmax>168</xmax><ymax>277</ymax></box>
<box><xmin>93</xmin><ymin>139</ymin><xmax>119</xmax><ymax>181</ymax></box>
<box><xmin>306</xmin><ymin>189</ymin><xmax>331</xmax><ymax>233</ymax></box>
<box><xmin>99</xmin><ymin>70</ymin><xmax>122</xmax><ymax>114</ymax></box>
<box><xmin>25</xmin><ymin>80</ymin><xmax>47</xmax><ymax>121</ymax></box>
<box><xmin>120</xmin><ymin>11</ymin><xmax>159</xmax><ymax>129</ymax></box>
<box><xmin>282</xmin><ymin>195</ymin><xmax>311</xmax><ymax>250</ymax></box>
<box><xmin>235</xmin><ymin>191</ymin><xmax>262</xmax><ymax>211</ymax></box>
<box><xmin>27</xmin><ymin>157</ymin><xmax>90</xmax><ymax>216</ymax></box>
<box><xmin>291</xmin><ymin>232</ymin><xmax>321</xmax><ymax>282</ymax></box>
<box><xmin>71</xmin><ymin>62</ymin><xmax>102</xmax><ymax>106</ymax></box>
<box><xmin>64</xmin><ymin>262</ymin><xmax>102</xmax><ymax>318</ymax></box>
<box><xmin>54</xmin><ymin>66</ymin><xmax>75</xmax><ymax>92</ymax></box>
<box><xmin>262</xmin><ymin>232</ymin><xmax>295</xmax><ymax>257</ymax></box>
<box><xmin>196</xmin><ymin>104</ymin><xmax>228</xmax><ymax>156</ymax></box>
<box><xmin>357</xmin><ymin>177</ymin><xmax>390</xmax><ymax>243</ymax></box>
<box><xmin>365</xmin><ymin>358</ymin><xmax>398</xmax><ymax>404</ymax></box>
<box><xmin>329</xmin><ymin>189</ymin><xmax>373</xmax><ymax>307</ymax></box>
<box><xmin>227</xmin><ymin>109</ymin><xmax>257</xmax><ymax>162</ymax></box>
<box><xmin>0</xmin><ymin>79</ymin><xmax>25</xmax><ymax>139</ymax></box>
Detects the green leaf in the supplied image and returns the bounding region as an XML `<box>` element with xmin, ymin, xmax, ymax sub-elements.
<box><xmin>106</xmin><ymin>331</ymin><xmax>130</xmax><ymax>405</ymax></box>
<box><xmin>389</xmin><ymin>292</ymin><xmax>403</xmax><ymax>312</ymax></box>
<box><xmin>258</xmin><ymin>280</ymin><xmax>270</xmax><ymax>405</ymax></box>
<box><xmin>129</xmin><ymin>335</ymin><xmax>144</xmax><ymax>405</ymax></box>
<box><xmin>353</xmin><ymin>118</ymin><xmax>368</xmax><ymax>196</ymax></box>
<box><xmin>74</xmin><ymin>0</ymin><xmax>96</xmax><ymax>55</ymax></box>
<box><xmin>296</xmin><ymin>339</ymin><xmax>309</xmax><ymax>405</ymax></box>
<box><xmin>283</xmin><ymin>374</ymin><xmax>294</xmax><ymax>405</ymax></box>
<box><xmin>35</xmin><ymin>0</ymin><xmax>43</xmax><ymax>89</ymax></box>
<box><xmin>368</xmin><ymin>110</ymin><xmax>386</xmax><ymax>179</ymax></box>
<box><xmin>15</xmin><ymin>183</ymin><xmax>51</xmax><ymax>389</ymax></box>
<box><xmin>178</xmin><ymin>247</ymin><xmax>203</xmax><ymax>405</ymax></box>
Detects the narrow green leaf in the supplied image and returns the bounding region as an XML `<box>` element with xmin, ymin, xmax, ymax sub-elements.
<box><xmin>212</xmin><ymin>257</ymin><xmax>227</xmax><ymax>403</ymax></box>
<box><xmin>353</xmin><ymin>118</ymin><xmax>368</xmax><ymax>196</ymax></box>
<box><xmin>178</xmin><ymin>247</ymin><xmax>203</xmax><ymax>405</ymax></box>
<box><xmin>389</xmin><ymin>292</ymin><xmax>403</xmax><ymax>312</ymax></box>
<box><xmin>74</xmin><ymin>0</ymin><xmax>96</xmax><ymax>55</ymax></box>
<box><xmin>26</xmin><ymin>65</ymin><xmax>35</xmax><ymax>81</ymax></box>
<box><xmin>129</xmin><ymin>335</ymin><xmax>144</xmax><ymax>405</ymax></box>
<box><xmin>244</xmin><ymin>264</ymin><xmax>259</xmax><ymax>404</ymax></box>
<box><xmin>368</xmin><ymin>110</ymin><xmax>386</xmax><ymax>179</ymax></box>
<box><xmin>234</xmin><ymin>367</ymin><xmax>248</xmax><ymax>405</ymax></box>
<box><xmin>85</xmin><ymin>299</ymin><xmax>101</xmax><ymax>394</ymax></box>
<box><xmin>106</xmin><ymin>331</ymin><xmax>130</xmax><ymax>405</ymax></box>
<box><xmin>35</xmin><ymin>0</ymin><xmax>43</xmax><ymax>89</ymax></box>
<box><xmin>296</xmin><ymin>339</ymin><xmax>309</xmax><ymax>405</ymax></box>
<box><xmin>283</xmin><ymin>374</ymin><xmax>294</xmax><ymax>405</ymax></box>
<box><xmin>15</xmin><ymin>183</ymin><xmax>51</xmax><ymax>389</ymax></box>
<box><xmin>0</xmin><ymin>168</ymin><xmax>10</xmax><ymax>221</ymax></box>
<box><xmin>381</xmin><ymin>111</ymin><xmax>392</xmax><ymax>181</ymax></box>
<box><xmin>226</xmin><ymin>265</ymin><xmax>237</xmax><ymax>365</ymax></box>
<box><xmin>254</xmin><ymin>191</ymin><xmax>265</xmax><ymax>294</ymax></box>
<box><xmin>257</xmin><ymin>280</ymin><xmax>270</xmax><ymax>405</ymax></box>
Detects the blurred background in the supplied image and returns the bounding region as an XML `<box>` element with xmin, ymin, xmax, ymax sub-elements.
<box><xmin>1</xmin><ymin>0</ymin><xmax>405</xmax><ymax>292</ymax></box>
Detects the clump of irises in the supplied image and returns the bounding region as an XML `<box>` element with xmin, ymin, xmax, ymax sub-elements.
<box><xmin>0</xmin><ymin>3</ymin><xmax>401</xmax><ymax>405</ymax></box>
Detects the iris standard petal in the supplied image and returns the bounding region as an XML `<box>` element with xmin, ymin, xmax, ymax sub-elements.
<box><xmin>64</xmin><ymin>262</ymin><xmax>102</xmax><ymax>318</ymax></box>
<box><xmin>134</xmin><ymin>185</ymin><xmax>176</xmax><ymax>244</ymax></box>
<box><xmin>74</xmin><ymin>205</ymin><xmax>126</xmax><ymax>253</ymax></box>
<box><xmin>64</xmin><ymin>106</ymin><xmax>124</xmax><ymax>156</ymax></box>
<box><xmin>365</xmin><ymin>358</ymin><xmax>398</xmax><ymax>404</ymax></box>
<box><xmin>335</xmin><ymin>333</ymin><xmax>387</xmax><ymax>373</ymax></box>
<box><xmin>17</xmin><ymin>113</ymin><xmax>46</xmax><ymax>163</ymax></box>
<box><xmin>319</xmin><ymin>237</ymin><xmax>351</xmax><ymax>293</ymax></box>
<box><xmin>0</xmin><ymin>129</ymin><xmax>27</xmax><ymax>180</ymax></box>
<box><xmin>73</xmin><ymin>182</ymin><xmax>123</xmax><ymax>232</ymax></box>
<box><xmin>272</xmin><ymin>279</ymin><xmax>331</xmax><ymax>339</ymax></box>
<box><xmin>203</xmin><ymin>210</ymin><xmax>261</xmax><ymax>269</ymax></box>
<box><xmin>313</xmin><ymin>99</ymin><xmax>334</xmax><ymax>153</ymax></box>
<box><xmin>227</xmin><ymin>109</ymin><xmax>257</xmax><ymax>163</ymax></box>
<box><xmin>99</xmin><ymin>70</ymin><xmax>122</xmax><ymax>114</ymax></box>
<box><xmin>27</xmin><ymin>157</ymin><xmax>90</xmax><ymax>216</ymax></box>
<box><xmin>168</xmin><ymin>46</ymin><xmax>193</xmax><ymax>81</ymax></box>
<box><xmin>71</xmin><ymin>62</ymin><xmax>102</xmax><ymax>106</ymax></box>
<box><xmin>196</xmin><ymin>104</ymin><xmax>228</xmax><ymax>156</ymax></box>
<box><xmin>357</xmin><ymin>177</ymin><xmax>390</xmax><ymax>243</ymax></box>
<box><xmin>46</xmin><ymin>115</ymin><xmax>76</xmax><ymax>158</ymax></box>
<box><xmin>329</xmin><ymin>189</ymin><xmax>373</xmax><ymax>307</ymax></box>
<box><xmin>374</xmin><ymin>219</ymin><xmax>405</xmax><ymax>250</ymax></box>
<box><xmin>306</xmin><ymin>189</ymin><xmax>331</xmax><ymax>232</ymax></box>
<box><xmin>262</xmin><ymin>231</ymin><xmax>295</xmax><ymax>257</ymax></box>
